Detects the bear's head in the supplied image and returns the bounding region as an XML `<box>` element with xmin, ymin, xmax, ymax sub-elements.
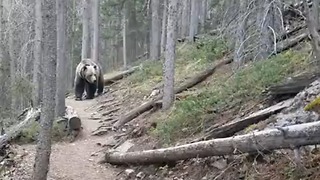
<box><xmin>82</xmin><ymin>64</ymin><xmax>99</xmax><ymax>84</ymax></box>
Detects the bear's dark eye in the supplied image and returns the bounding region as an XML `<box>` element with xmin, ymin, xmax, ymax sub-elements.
<box><xmin>93</xmin><ymin>65</ymin><xmax>97</xmax><ymax>69</ymax></box>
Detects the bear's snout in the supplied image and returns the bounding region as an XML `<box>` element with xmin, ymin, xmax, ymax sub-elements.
<box><xmin>93</xmin><ymin>80</ymin><xmax>97</xmax><ymax>83</ymax></box>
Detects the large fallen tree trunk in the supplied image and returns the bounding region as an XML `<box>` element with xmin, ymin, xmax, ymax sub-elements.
<box><xmin>103</xmin><ymin>66</ymin><xmax>139</xmax><ymax>86</ymax></box>
<box><xmin>105</xmin><ymin>120</ymin><xmax>320</xmax><ymax>165</ymax></box>
<box><xmin>193</xmin><ymin>98</ymin><xmax>294</xmax><ymax>142</ymax></box>
<box><xmin>0</xmin><ymin>108</ymin><xmax>41</xmax><ymax>149</ymax></box>
<box><xmin>266</xmin><ymin>71</ymin><xmax>320</xmax><ymax>97</ymax></box>
<box><xmin>112</xmin><ymin>57</ymin><xmax>233</xmax><ymax>129</ymax></box>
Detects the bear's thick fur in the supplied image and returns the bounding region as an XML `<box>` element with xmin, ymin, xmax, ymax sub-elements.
<box><xmin>74</xmin><ymin>58</ymin><xmax>104</xmax><ymax>100</ymax></box>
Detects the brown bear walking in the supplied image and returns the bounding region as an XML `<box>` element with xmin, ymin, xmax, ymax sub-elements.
<box><xmin>74</xmin><ymin>58</ymin><xmax>104</xmax><ymax>100</ymax></box>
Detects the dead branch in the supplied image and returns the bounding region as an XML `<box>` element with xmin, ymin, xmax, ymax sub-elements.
<box><xmin>105</xmin><ymin>120</ymin><xmax>320</xmax><ymax>165</ymax></box>
<box><xmin>104</xmin><ymin>66</ymin><xmax>139</xmax><ymax>86</ymax></box>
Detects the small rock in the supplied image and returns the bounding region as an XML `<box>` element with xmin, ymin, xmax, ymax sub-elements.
<box><xmin>136</xmin><ymin>171</ymin><xmax>145</xmax><ymax>179</ymax></box>
<box><xmin>125</xmin><ymin>169</ymin><xmax>135</xmax><ymax>177</ymax></box>
<box><xmin>212</xmin><ymin>159</ymin><xmax>227</xmax><ymax>170</ymax></box>
<box><xmin>168</xmin><ymin>171</ymin><xmax>174</xmax><ymax>175</ymax></box>
<box><xmin>201</xmin><ymin>176</ymin><xmax>208</xmax><ymax>180</ymax></box>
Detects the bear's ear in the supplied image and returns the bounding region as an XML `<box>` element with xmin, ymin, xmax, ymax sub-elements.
<box><xmin>83</xmin><ymin>66</ymin><xmax>87</xmax><ymax>71</ymax></box>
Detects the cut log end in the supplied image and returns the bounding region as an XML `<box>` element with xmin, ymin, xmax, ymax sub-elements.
<box><xmin>68</xmin><ymin>117</ymin><xmax>81</xmax><ymax>130</ymax></box>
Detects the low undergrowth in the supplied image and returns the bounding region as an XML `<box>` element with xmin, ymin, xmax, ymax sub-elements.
<box><xmin>14</xmin><ymin>119</ymin><xmax>69</xmax><ymax>144</ymax></box>
<box><xmin>125</xmin><ymin>37</ymin><xmax>229</xmax><ymax>94</ymax></box>
<box><xmin>152</xmin><ymin>49</ymin><xmax>310</xmax><ymax>144</ymax></box>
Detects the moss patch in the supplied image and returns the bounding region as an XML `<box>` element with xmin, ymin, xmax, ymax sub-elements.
<box><xmin>304</xmin><ymin>96</ymin><xmax>320</xmax><ymax>112</ymax></box>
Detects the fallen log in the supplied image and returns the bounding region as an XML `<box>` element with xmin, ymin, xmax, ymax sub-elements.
<box><xmin>105</xmin><ymin>120</ymin><xmax>320</xmax><ymax>165</ymax></box>
<box><xmin>64</xmin><ymin>106</ymin><xmax>81</xmax><ymax>131</ymax></box>
<box><xmin>103</xmin><ymin>66</ymin><xmax>139</xmax><ymax>86</ymax></box>
<box><xmin>266</xmin><ymin>71</ymin><xmax>320</xmax><ymax>98</ymax></box>
<box><xmin>277</xmin><ymin>24</ymin><xmax>307</xmax><ymax>42</ymax></box>
<box><xmin>276</xmin><ymin>31</ymin><xmax>309</xmax><ymax>53</ymax></box>
<box><xmin>112</xmin><ymin>57</ymin><xmax>233</xmax><ymax>129</ymax></box>
<box><xmin>193</xmin><ymin>98</ymin><xmax>294</xmax><ymax>142</ymax></box>
<box><xmin>0</xmin><ymin>108</ymin><xmax>41</xmax><ymax>149</ymax></box>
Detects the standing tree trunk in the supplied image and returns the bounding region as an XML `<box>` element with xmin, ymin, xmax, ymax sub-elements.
<box><xmin>256</xmin><ymin>0</ymin><xmax>274</xmax><ymax>60</ymax></box>
<box><xmin>161</xmin><ymin>0</ymin><xmax>168</xmax><ymax>55</ymax></box>
<box><xmin>55</xmin><ymin>0</ymin><xmax>67</xmax><ymax>117</ymax></box>
<box><xmin>122</xmin><ymin>2</ymin><xmax>127</xmax><ymax>69</ymax></box>
<box><xmin>150</xmin><ymin>0</ymin><xmax>161</xmax><ymax>61</ymax></box>
<box><xmin>181</xmin><ymin>0</ymin><xmax>190</xmax><ymax>37</ymax></box>
<box><xmin>127</xmin><ymin>0</ymin><xmax>137</xmax><ymax>65</ymax></box>
<box><xmin>163</xmin><ymin>0</ymin><xmax>178</xmax><ymax>110</ymax></box>
<box><xmin>233</xmin><ymin>0</ymin><xmax>247</xmax><ymax>69</ymax></box>
<box><xmin>189</xmin><ymin>0</ymin><xmax>200</xmax><ymax>41</ymax></box>
<box><xmin>305</xmin><ymin>0</ymin><xmax>320</xmax><ymax>68</ymax></box>
<box><xmin>32</xmin><ymin>0</ymin><xmax>57</xmax><ymax>179</ymax></box>
<box><xmin>8</xmin><ymin>0</ymin><xmax>17</xmax><ymax>115</ymax></box>
<box><xmin>81</xmin><ymin>0</ymin><xmax>90</xmax><ymax>59</ymax></box>
<box><xmin>91</xmin><ymin>0</ymin><xmax>99</xmax><ymax>62</ymax></box>
<box><xmin>199</xmin><ymin>0</ymin><xmax>207</xmax><ymax>33</ymax></box>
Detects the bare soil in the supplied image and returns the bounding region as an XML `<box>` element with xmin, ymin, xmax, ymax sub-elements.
<box><xmin>11</xmin><ymin>97</ymin><xmax>122</xmax><ymax>180</ymax></box>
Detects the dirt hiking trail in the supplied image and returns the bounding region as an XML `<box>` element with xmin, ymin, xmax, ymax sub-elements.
<box><xmin>12</xmin><ymin>97</ymin><xmax>121</xmax><ymax>180</ymax></box>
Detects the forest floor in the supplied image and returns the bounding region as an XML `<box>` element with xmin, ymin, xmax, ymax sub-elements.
<box><xmin>6</xmin><ymin>41</ymin><xmax>320</xmax><ymax>180</ymax></box>
<box><xmin>10</xmin><ymin>96</ymin><xmax>124</xmax><ymax>180</ymax></box>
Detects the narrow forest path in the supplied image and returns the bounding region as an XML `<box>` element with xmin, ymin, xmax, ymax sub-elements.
<box><xmin>12</xmin><ymin>96</ymin><xmax>122</xmax><ymax>180</ymax></box>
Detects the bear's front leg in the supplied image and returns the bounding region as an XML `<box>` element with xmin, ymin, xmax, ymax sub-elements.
<box><xmin>85</xmin><ymin>83</ymin><xmax>96</xmax><ymax>99</ymax></box>
<box><xmin>97</xmin><ymin>76</ymin><xmax>104</xmax><ymax>96</ymax></box>
<box><xmin>74</xmin><ymin>78</ymin><xmax>85</xmax><ymax>101</ymax></box>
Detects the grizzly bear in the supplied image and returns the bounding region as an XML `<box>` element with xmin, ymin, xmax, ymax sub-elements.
<box><xmin>74</xmin><ymin>58</ymin><xmax>104</xmax><ymax>100</ymax></box>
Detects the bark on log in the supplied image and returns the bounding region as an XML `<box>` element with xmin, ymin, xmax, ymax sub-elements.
<box><xmin>105</xmin><ymin>121</ymin><xmax>320</xmax><ymax>165</ymax></box>
<box><xmin>112</xmin><ymin>57</ymin><xmax>233</xmax><ymax>129</ymax></box>
<box><xmin>267</xmin><ymin>71</ymin><xmax>320</xmax><ymax>96</ymax></box>
<box><xmin>64</xmin><ymin>106</ymin><xmax>81</xmax><ymax>130</ymax></box>
<box><xmin>103</xmin><ymin>66</ymin><xmax>139</xmax><ymax>86</ymax></box>
<box><xmin>0</xmin><ymin>108</ymin><xmax>41</xmax><ymax>149</ymax></box>
<box><xmin>277</xmin><ymin>24</ymin><xmax>307</xmax><ymax>42</ymax></box>
<box><xmin>276</xmin><ymin>31</ymin><xmax>309</xmax><ymax>53</ymax></box>
<box><xmin>193</xmin><ymin>98</ymin><xmax>294</xmax><ymax>142</ymax></box>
